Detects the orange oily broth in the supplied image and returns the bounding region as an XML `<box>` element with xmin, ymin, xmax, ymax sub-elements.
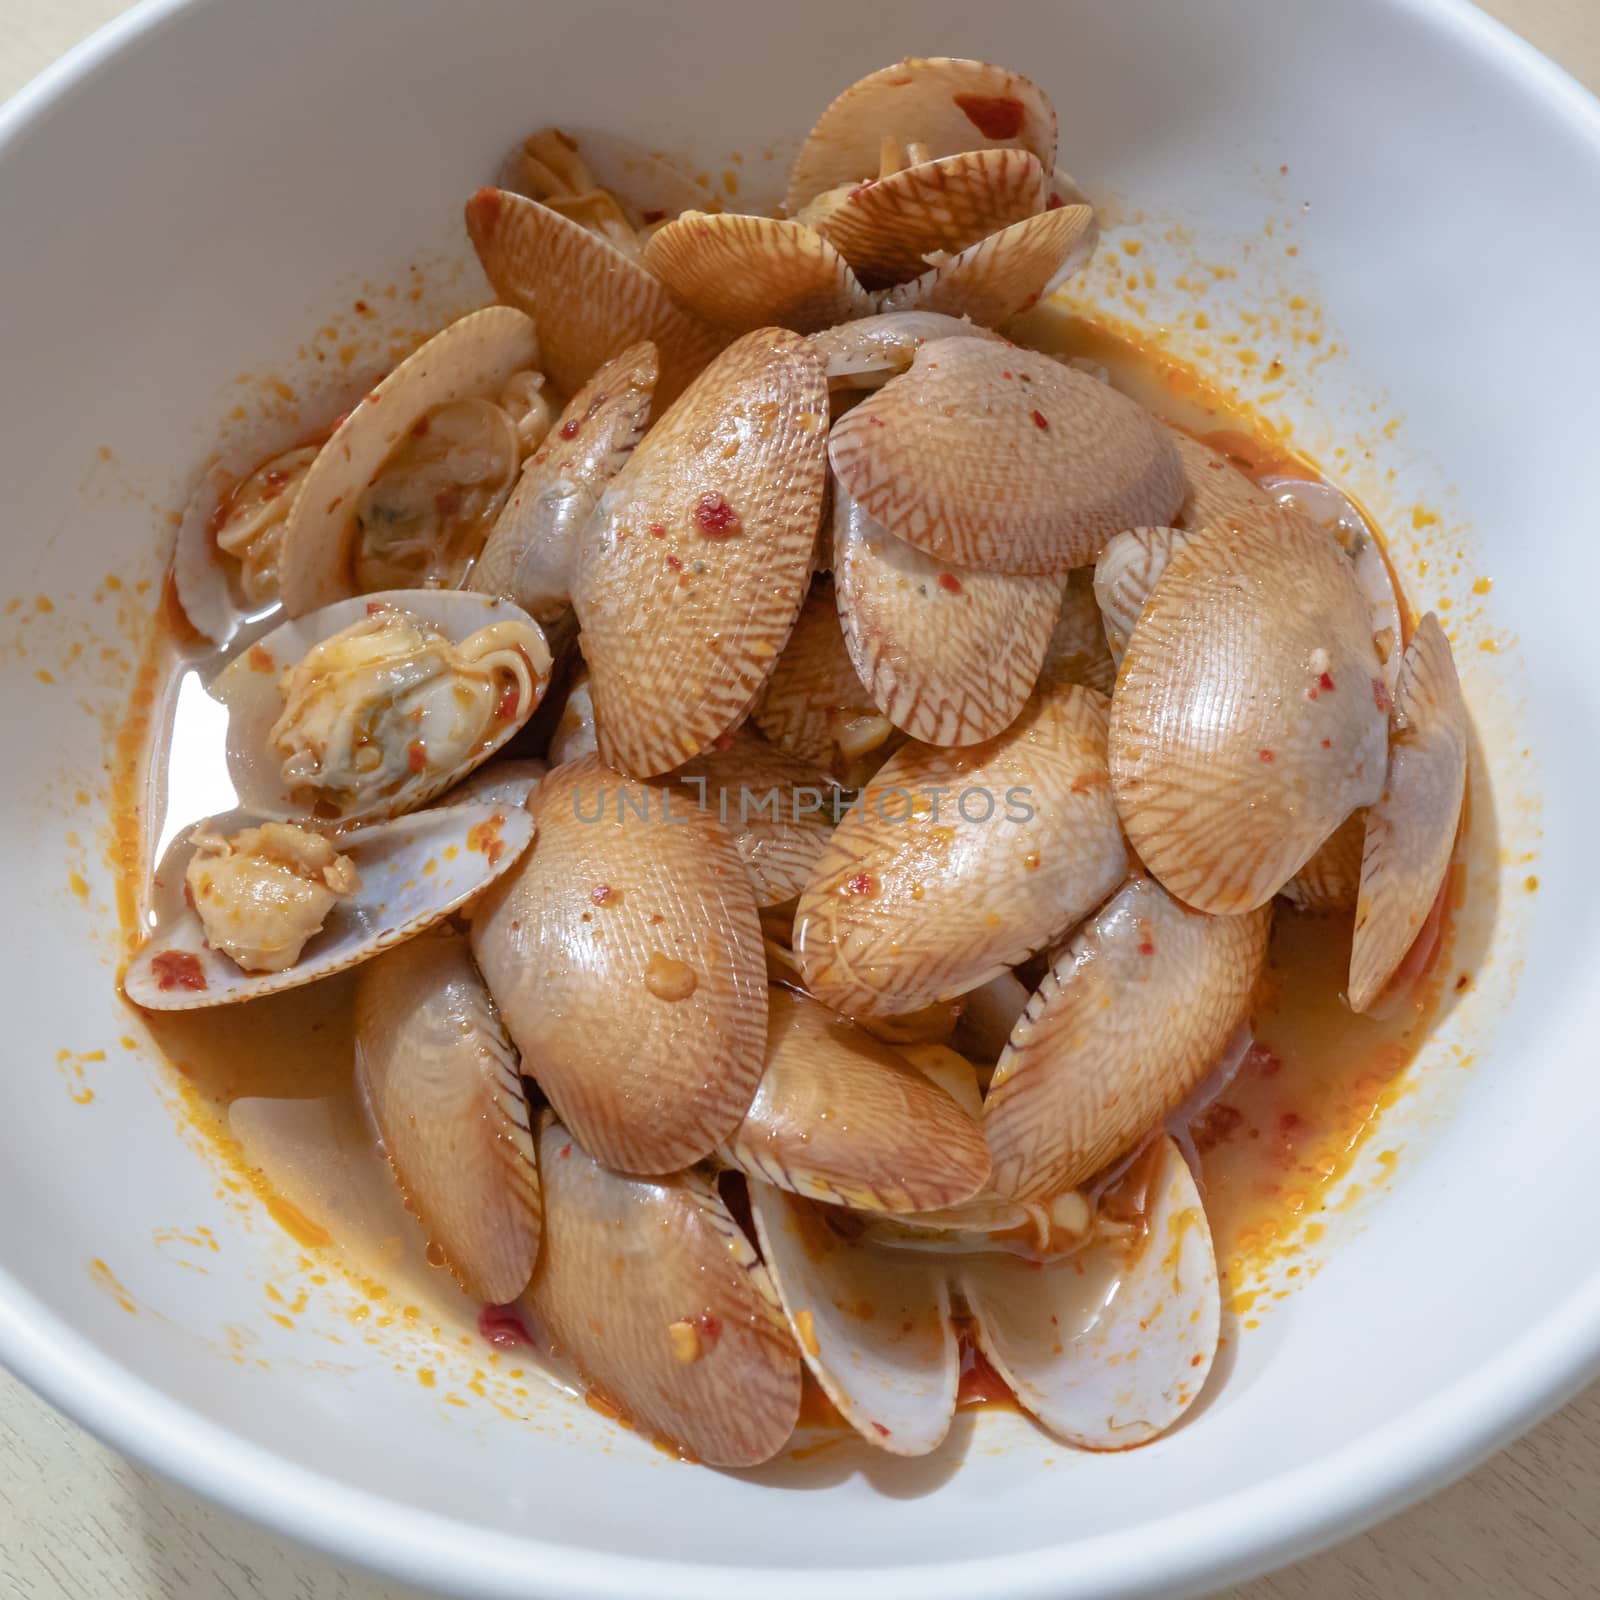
<box><xmin>111</xmin><ymin>305</ymin><xmax>1456</xmax><ymax>1435</ymax></box>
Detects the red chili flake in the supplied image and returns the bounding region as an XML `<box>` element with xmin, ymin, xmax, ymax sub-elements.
<box><xmin>692</xmin><ymin>493</ymin><xmax>742</xmax><ymax>537</ymax></box>
<box><xmin>953</xmin><ymin>92</ymin><xmax>1025</xmax><ymax>139</ymax></box>
<box><xmin>1190</xmin><ymin>1351</ymin><xmax>1205</xmax><ymax>1368</ymax></box>
<box><xmin>406</xmin><ymin>740</ymin><xmax>428</xmax><ymax>773</ymax></box>
<box><xmin>1046</xmin><ymin>192</ymin><xmax>1064</xmax><ymax>210</ymax></box>
<box><xmin>712</xmin><ymin>729</ymin><xmax>735</xmax><ymax>752</ymax></box>
<box><xmin>1001</xmin><ymin>370</ymin><xmax>1014</xmax><ymax>379</ymax></box>
<box><xmin>247</xmin><ymin>645</ymin><xmax>275</xmax><ymax>673</ymax></box>
<box><xmin>1321</xmin><ymin>738</ymin><xmax>1332</xmax><ymax>749</ymax></box>
<box><xmin>433</xmin><ymin>488</ymin><xmax>462</xmax><ymax>518</ymax></box>
<box><xmin>560</xmin><ymin>417</ymin><xmax>581</xmax><ymax>440</ymax></box>
<box><xmin>1031</xmin><ymin>409</ymin><xmax>1049</xmax><ymax>431</ymax></box>
<box><xmin>648</xmin><ymin>912</ymin><xmax>664</xmax><ymax>925</ymax></box>
<box><xmin>467</xmin><ymin>816</ymin><xmax>505</xmax><ymax>866</ymax></box>
<box><xmin>937</xmin><ymin>573</ymin><xmax>963</xmax><ymax>594</ymax></box>
<box><xmin>647</xmin><ymin>522</ymin><xmax>667</xmax><ymax>538</ymax></box>
<box><xmin>592</xmin><ymin>884</ymin><xmax>615</xmax><ymax>907</ymax></box>
<box><xmin>1373</xmin><ymin>677</ymin><xmax>1392</xmax><ymax>712</ymax></box>
<box><xmin>1138</xmin><ymin>940</ymin><xmax>1155</xmax><ymax>956</ymax></box>
<box><xmin>559</xmin><ymin>1143</ymin><xmax>572</xmax><ymax>1159</ymax></box>
<box><xmin>354</xmin><ymin>299</ymin><xmax>371</xmax><ymax>314</ymax></box>
<box><xmin>664</xmin><ymin>553</ymin><xmax>683</xmax><ymax>572</ymax></box>
<box><xmin>1192</xmin><ymin>1101</ymin><xmax>1243</xmax><ymax>1151</ymax></box>
<box><xmin>366</xmin><ymin>600</ymin><xmax>386</xmax><ymax>616</ymax></box>
<box><xmin>152</xmin><ymin>951</ymin><xmax>207</xmax><ymax>992</ymax></box>
<box><xmin>1318</xmin><ymin>671</ymin><xmax>1336</xmax><ymax>691</ymax></box>
<box><xmin>468</xmin><ymin>186</ymin><xmax>504</xmax><ymax>227</ymax></box>
<box><xmin>870</xmin><ymin>1421</ymin><xmax>892</xmax><ymax>1438</ymax></box>
<box><xmin>693</xmin><ymin>1312</ymin><xmax>723</xmax><ymax>1351</ymax></box>
<box><xmin>642</xmin><ymin>208</ymin><xmax>667</xmax><ymax>224</ymax></box>
<box><xmin>844</xmin><ymin>872</ymin><xmax>877</xmax><ymax>897</ymax></box>
<box><xmin>1258</xmin><ymin>748</ymin><xmax>1275</xmax><ymax>763</ymax></box>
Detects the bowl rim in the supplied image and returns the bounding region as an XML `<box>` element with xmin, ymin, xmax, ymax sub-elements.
<box><xmin>3</xmin><ymin>0</ymin><xmax>1600</xmax><ymax>1595</ymax></box>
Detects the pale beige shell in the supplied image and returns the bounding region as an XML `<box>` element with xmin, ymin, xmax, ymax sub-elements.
<box><xmin>1094</xmin><ymin>525</ymin><xmax>1184</xmax><ymax>664</ymax></box>
<box><xmin>833</xmin><ymin>484</ymin><xmax>1064</xmax><ymax>744</ymax></box>
<box><xmin>829</xmin><ymin>337</ymin><xmax>1184</xmax><ymax>574</ymax></box>
<box><xmin>821</xmin><ymin>148</ymin><xmax>1045</xmax><ymax>289</ymax></box>
<box><xmin>1349</xmin><ymin>614</ymin><xmax>1468</xmax><ymax>1011</ymax></box>
<box><xmin>983</xmin><ymin>876</ymin><xmax>1270</xmax><ymax>1198</ymax></box>
<box><xmin>722</xmin><ymin>987</ymin><xmax>991</xmax><ymax>1212</ymax></box>
<box><xmin>1280</xmin><ymin>808</ymin><xmax>1366</xmax><ymax>912</ymax></box>
<box><xmin>1110</xmin><ymin>506</ymin><xmax>1390</xmax><ymax>913</ymax></box>
<box><xmin>464</xmin><ymin>188</ymin><xmax>724</xmax><ymax>405</ymax></box>
<box><xmin>1169</xmin><ymin>427</ymin><xmax>1275</xmax><ymax>533</ymax></box>
<box><xmin>573</xmin><ymin>328</ymin><xmax>828</xmax><ymax>777</ymax></box>
<box><xmin>1042</xmin><ymin>568</ymin><xmax>1116</xmax><ymax>694</ymax></box>
<box><xmin>354</xmin><ymin>928</ymin><xmax>540</xmax><ymax>1303</ymax></box>
<box><xmin>785</xmin><ymin>57</ymin><xmax>1057</xmax><ymax>214</ymax></box>
<box><xmin>793</xmin><ymin>680</ymin><xmax>1129</xmax><ymax>1016</ymax></box>
<box><xmin>876</xmin><ymin>204</ymin><xmax>1097</xmax><ymax>326</ymax></box>
<box><xmin>525</xmin><ymin>1115</ymin><xmax>799</xmax><ymax>1468</ymax></box>
<box><xmin>643</xmin><ymin>213</ymin><xmax>873</xmax><ymax>335</ymax></box>
<box><xmin>470</xmin><ymin>755</ymin><xmax>766</xmax><ymax>1174</ymax></box>
<box><xmin>809</xmin><ymin>309</ymin><xmax>1003</xmax><ymax>391</ymax></box>
<box><xmin>278</xmin><ymin>307</ymin><xmax>540</xmax><ymax>617</ymax></box>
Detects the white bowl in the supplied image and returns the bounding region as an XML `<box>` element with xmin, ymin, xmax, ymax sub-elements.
<box><xmin>1</xmin><ymin>1</ymin><xmax>1595</xmax><ymax>1595</ymax></box>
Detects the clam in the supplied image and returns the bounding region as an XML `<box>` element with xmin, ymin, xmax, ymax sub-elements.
<box><xmin>124</xmin><ymin>801</ymin><xmax>532</xmax><ymax>1011</ymax></box>
<box><xmin>829</xmin><ymin>337</ymin><xmax>1184</xmax><ymax>573</ymax></box>
<box><xmin>643</xmin><ymin>213</ymin><xmax>873</xmax><ymax>335</ymax></box>
<box><xmin>1042</xmin><ymin>567</ymin><xmax>1116</xmax><ymax>693</ymax></box>
<box><xmin>471</xmin><ymin>340</ymin><xmax>659</xmax><ymax>618</ymax></box>
<box><xmin>214</xmin><ymin>590</ymin><xmax>551</xmax><ymax>824</ymax></box>
<box><xmin>470</xmin><ymin>754</ymin><xmax>766</xmax><ymax>1174</ymax></box>
<box><xmin>525</xmin><ymin>1115</ymin><xmax>800</xmax><ymax>1468</ymax></box>
<box><xmin>721</xmin><ymin>986</ymin><xmax>991</xmax><ymax>1211</ymax></box>
<box><xmin>751</xmin><ymin>576</ymin><xmax>901</xmax><ymax>785</ymax></box>
<box><xmin>1169</xmin><ymin>428</ymin><xmax>1274</xmax><ymax>534</ymax></box>
<box><xmin>958</xmin><ymin>1136</ymin><xmax>1220</xmax><ymax>1449</ymax></box>
<box><xmin>355</xmin><ymin>928</ymin><xmax>540</xmax><ymax>1303</ymax></box>
<box><xmin>983</xmin><ymin>875</ymin><xmax>1270</xmax><ymax>1200</ymax></box>
<box><xmin>819</xmin><ymin>147</ymin><xmax>1046</xmax><ymax>289</ymax></box>
<box><xmin>808</xmin><ymin>309</ymin><xmax>1003</xmax><ymax>391</ymax></box>
<box><xmin>785</xmin><ymin>58</ymin><xmax>1058</xmax><ymax>216</ymax></box>
<box><xmin>465</xmin><ymin>188</ymin><xmax>725</xmax><ymax>405</ymax></box>
<box><xmin>833</xmin><ymin>483</ymin><xmax>1066</xmax><ymax>744</ymax></box>
<box><xmin>1280</xmin><ymin>808</ymin><xmax>1365</xmax><ymax>913</ymax></box>
<box><xmin>438</xmin><ymin>757</ymin><xmax>547</xmax><ymax>811</ymax></box>
<box><xmin>277</xmin><ymin>308</ymin><xmax>543</xmax><ymax>617</ymax></box>
<box><xmin>573</xmin><ymin>328</ymin><xmax>827</xmax><ymax>777</ymax></box>
<box><xmin>1349</xmin><ymin>614</ymin><xmax>1468</xmax><ymax>1011</ymax></box>
<box><xmin>793</xmin><ymin>679</ymin><xmax>1129</xmax><ymax>1016</ymax></box>
<box><xmin>501</xmin><ymin>127</ymin><xmax>649</xmax><ymax>262</ymax></box>
<box><xmin>1110</xmin><ymin>505</ymin><xmax>1389</xmax><ymax>913</ymax></box>
<box><xmin>1094</xmin><ymin>525</ymin><xmax>1184</xmax><ymax>664</ymax></box>
<box><xmin>948</xmin><ymin>972</ymin><xmax>1030</xmax><ymax>1065</ymax></box>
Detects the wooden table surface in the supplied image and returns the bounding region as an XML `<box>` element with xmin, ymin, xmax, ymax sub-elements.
<box><xmin>2</xmin><ymin>2</ymin><xmax>1598</xmax><ymax>1596</ymax></box>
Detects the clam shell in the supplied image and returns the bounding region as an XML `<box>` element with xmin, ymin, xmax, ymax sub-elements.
<box><xmin>1349</xmin><ymin>614</ymin><xmax>1468</xmax><ymax>1011</ymax></box>
<box><xmin>793</xmin><ymin>680</ymin><xmax>1129</xmax><ymax>1016</ymax></box>
<box><xmin>1094</xmin><ymin>525</ymin><xmax>1184</xmax><ymax>664</ymax></box>
<box><xmin>1280</xmin><ymin>807</ymin><xmax>1365</xmax><ymax>912</ymax></box>
<box><xmin>750</xmin><ymin>1181</ymin><xmax>957</xmax><ymax>1456</ymax></box>
<box><xmin>897</xmin><ymin>1040</ymin><xmax>986</xmax><ymax>1116</ymax></box>
<box><xmin>1110</xmin><ymin>506</ymin><xmax>1389</xmax><ymax>913</ymax></box>
<box><xmin>573</xmin><ymin>327</ymin><xmax>828</xmax><ymax>777</ymax></box>
<box><xmin>876</xmin><ymin>204</ymin><xmax>1097</xmax><ymax>326</ymax></box>
<box><xmin>983</xmin><ymin>876</ymin><xmax>1270</xmax><ymax>1199</ymax></box>
<box><xmin>472</xmin><ymin>340</ymin><xmax>658</xmax><ymax>616</ymax></box>
<box><xmin>355</xmin><ymin>928</ymin><xmax>540</xmax><ymax>1303</ymax></box>
<box><xmin>277</xmin><ymin>308</ymin><xmax>540</xmax><ymax>618</ymax></box>
<box><xmin>526</xmin><ymin>1115</ymin><xmax>800</xmax><ymax>1468</ymax></box>
<box><xmin>546</xmin><ymin>666</ymin><xmax>597</xmax><ymax>767</ymax></box>
<box><xmin>470</xmin><ymin>754</ymin><xmax>766</xmax><ymax>1174</ymax></box>
<box><xmin>833</xmin><ymin>484</ymin><xmax>1065</xmax><ymax>744</ymax></box>
<box><xmin>786</xmin><ymin>57</ymin><xmax>1057</xmax><ymax>215</ymax></box>
<box><xmin>829</xmin><ymin>337</ymin><xmax>1183</xmax><ymax>574</ymax></box>
<box><xmin>643</xmin><ymin>214</ymin><xmax>873</xmax><ymax>335</ymax></box>
<box><xmin>124</xmin><ymin>802</ymin><xmax>533</xmax><ymax>1012</ymax></box>
<box><xmin>948</xmin><ymin>973</ymin><xmax>1029</xmax><ymax>1065</ymax></box>
<box><xmin>959</xmin><ymin>1135</ymin><xmax>1220</xmax><ymax>1449</ymax></box>
<box><xmin>213</xmin><ymin>590</ymin><xmax>551</xmax><ymax>824</ymax></box>
<box><xmin>438</xmin><ymin>757</ymin><xmax>546</xmax><ymax>811</ymax></box>
<box><xmin>821</xmin><ymin>148</ymin><xmax>1045</xmax><ymax>289</ymax></box>
<box><xmin>464</xmin><ymin>188</ymin><xmax>725</xmax><ymax>405</ymax></box>
<box><xmin>1042</xmin><ymin>567</ymin><xmax>1116</xmax><ymax>693</ymax></box>
<box><xmin>808</xmin><ymin>310</ymin><xmax>1003</xmax><ymax>390</ymax></box>
<box><xmin>1169</xmin><ymin>428</ymin><xmax>1274</xmax><ymax>533</ymax></box>
<box><xmin>722</xmin><ymin>987</ymin><xmax>991</xmax><ymax>1211</ymax></box>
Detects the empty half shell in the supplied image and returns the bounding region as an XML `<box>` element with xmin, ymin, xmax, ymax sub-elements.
<box><xmin>984</xmin><ymin>875</ymin><xmax>1270</xmax><ymax>1199</ymax></box>
<box><xmin>809</xmin><ymin>310</ymin><xmax>1003</xmax><ymax>390</ymax></box>
<box><xmin>833</xmin><ymin>484</ymin><xmax>1065</xmax><ymax>744</ymax></box>
<box><xmin>793</xmin><ymin>680</ymin><xmax>1128</xmax><ymax>1016</ymax></box>
<box><xmin>1349</xmin><ymin>614</ymin><xmax>1468</xmax><ymax>1011</ymax></box>
<box><xmin>1094</xmin><ymin>525</ymin><xmax>1184</xmax><ymax>664</ymax></box>
<box><xmin>470</xmin><ymin>755</ymin><xmax>766</xmax><ymax>1174</ymax></box>
<box><xmin>526</xmin><ymin>1115</ymin><xmax>800</xmax><ymax>1468</ymax></box>
<box><xmin>124</xmin><ymin>802</ymin><xmax>533</xmax><ymax>1011</ymax></box>
<box><xmin>355</xmin><ymin>928</ymin><xmax>540</xmax><ymax>1303</ymax></box>
<box><xmin>830</xmin><ymin>337</ymin><xmax>1183</xmax><ymax>573</ymax></box>
<box><xmin>1111</xmin><ymin>506</ymin><xmax>1389</xmax><ymax>913</ymax></box>
<box><xmin>573</xmin><ymin>328</ymin><xmax>828</xmax><ymax>777</ymax></box>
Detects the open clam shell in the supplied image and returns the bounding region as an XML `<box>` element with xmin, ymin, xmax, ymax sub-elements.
<box><xmin>1042</xmin><ymin>568</ymin><xmax>1116</xmax><ymax>693</ymax></box>
<box><xmin>750</xmin><ymin>1181</ymin><xmax>958</xmax><ymax>1457</ymax></box>
<box><xmin>124</xmin><ymin>802</ymin><xmax>533</xmax><ymax>1011</ymax></box>
<box><xmin>355</xmin><ymin>928</ymin><xmax>540</xmax><ymax>1303</ymax></box>
<box><xmin>276</xmin><ymin>307</ymin><xmax>540</xmax><ymax>618</ymax></box>
<box><xmin>793</xmin><ymin>680</ymin><xmax>1129</xmax><ymax>1016</ymax></box>
<box><xmin>643</xmin><ymin>214</ymin><xmax>873</xmax><ymax>335</ymax></box>
<box><xmin>829</xmin><ymin>337</ymin><xmax>1183</xmax><ymax>574</ymax></box>
<box><xmin>573</xmin><ymin>328</ymin><xmax>828</xmax><ymax>777</ymax></box>
<box><xmin>465</xmin><ymin>188</ymin><xmax>725</xmax><ymax>405</ymax></box>
<box><xmin>821</xmin><ymin>148</ymin><xmax>1046</xmax><ymax>289</ymax></box>
<box><xmin>983</xmin><ymin>875</ymin><xmax>1270</xmax><ymax>1199</ymax></box>
<box><xmin>833</xmin><ymin>484</ymin><xmax>1065</xmax><ymax>744</ymax></box>
<box><xmin>472</xmin><ymin>340</ymin><xmax>659</xmax><ymax>616</ymax></box>
<box><xmin>1169</xmin><ymin>428</ymin><xmax>1275</xmax><ymax>534</ymax></box>
<box><xmin>1349</xmin><ymin>614</ymin><xmax>1468</xmax><ymax>1011</ymax></box>
<box><xmin>525</xmin><ymin>1115</ymin><xmax>800</xmax><ymax>1468</ymax></box>
<box><xmin>722</xmin><ymin>987</ymin><xmax>991</xmax><ymax>1212</ymax></box>
<box><xmin>785</xmin><ymin>57</ymin><xmax>1058</xmax><ymax>215</ymax></box>
<box><xmin>213</xmin><ymin>590</ymin><xmax>551</xmax><ymax>824</ymax></box>
<box><xmin>1094</xmin><ymin>525</ymin><xmax>1184</xmax><ymax>665</ymax></box>
<box><xmin>470</xmin><ymin>754</ymin><xmax>766</xmax><ymax>1174</ymax></box>
<box><xmin>876</xmin><ymin>204</ymin><xmax>1098</xmax><ymax>326</ymax></box>
<box><xmin>958</xmin><ymin>1135</ymin><xmax>1220</xmax><ymax>1449</ymax></box>
<box><xmin>808</xmin><ymin>310</ymin><xmax>1003</xmax><ymax>390</ymax></box>
<box><xmin>1111</xmin><ymin>505</ymin><xmax>1389</xmax><ymax>913</ymax></box>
